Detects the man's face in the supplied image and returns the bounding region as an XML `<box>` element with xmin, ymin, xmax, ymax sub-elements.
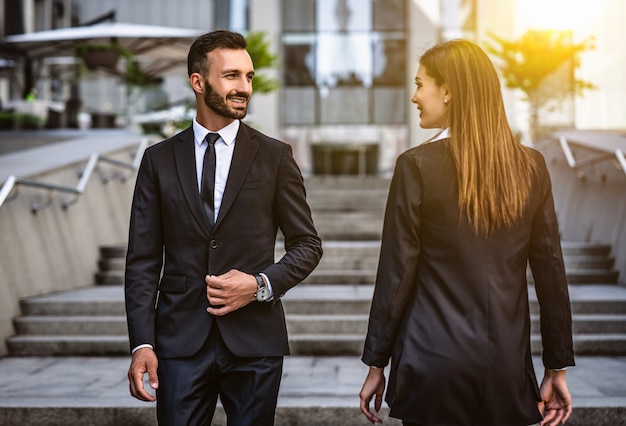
<box><xmin>202</xmin><ymin>48</ymin><xmax>254</xmax><ymax>119</ymax></box>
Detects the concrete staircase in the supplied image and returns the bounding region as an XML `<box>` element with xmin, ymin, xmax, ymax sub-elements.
<box><xmin>6</xmin><ymin>177</ymin><xmax>626</xmax><ymax>357</ymax></box>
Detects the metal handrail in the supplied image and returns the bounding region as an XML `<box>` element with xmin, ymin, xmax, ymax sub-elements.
<box><xmin>558</xmin><ymin>136</ymin><xmax>626</xmax><ymax>177</ymax></box>
<box><xmin>0</xmin><ymin>137</ymin><xmax>149</xmax><ymax>213</ymax></box>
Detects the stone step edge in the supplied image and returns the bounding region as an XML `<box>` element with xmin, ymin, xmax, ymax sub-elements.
<box><xmin>9</xmin><ymin>333</ymin><xmax>626</xmax><ymax>342</ymax></box>
<box><xmin>14</xmin><ymin>313</ymin><xmax>626</xmax><ymax>322</ymax></box>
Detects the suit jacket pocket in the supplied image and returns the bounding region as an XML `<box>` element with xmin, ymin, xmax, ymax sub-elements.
<box><xmin>242</xmin><ymin>177</ymin><xmax>269</xmax><ymax>190</ymax></box>
<box><xmin>159</xmin><ymin>275</ymin><xmax>186</xmax><ymax>293</ymax></box>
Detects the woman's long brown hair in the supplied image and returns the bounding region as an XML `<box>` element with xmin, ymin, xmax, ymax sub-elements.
<box><xmin>420</xmin><ymin>39</ymin><xmax>536</xmax><ymax>236</ymax></box>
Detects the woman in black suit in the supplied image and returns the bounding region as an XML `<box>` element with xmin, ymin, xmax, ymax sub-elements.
<box><xmin>359</xmin><ymin>39</ymin><xmax>574</xmax><ymax>426</ymax></box>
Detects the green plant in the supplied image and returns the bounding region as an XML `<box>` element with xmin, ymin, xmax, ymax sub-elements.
<box><xmin>77</xmin><ymin>43</ymin><xmax>158</xmax><ymax>88</ymax></box>
<box><xmin>246</xmin><ymin>31</ymin><xmax>280</xmax><ymax>94</ymax></box>
<box><xmin>125</xmin><ymin>59</ymin><xmax>160</xmax><ymax>88</ymax></box>
<box><xmin>485</xmin><ymin>30</ymin><xmax>595</xmax><ymax>140</ymax></box>
<box><xmin>76</xmin><ymin>43</ymin><xmax>131</xmax><ymax>73</ymax></box>
<box><xmin>76</xmin><ymin>42</ymin><xmax>132</xmax><ymax>59</ymax></box>
<box><xmin>0</xmin><ymin>111</ymin><xmax>43</xmax><ymax>129</ymax></box>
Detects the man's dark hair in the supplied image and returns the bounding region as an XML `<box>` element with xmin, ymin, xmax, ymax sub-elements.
<box><xmin>187</xmin><ymin>30</ymin><xmax>248</xmax><ymax>77</ymax></box>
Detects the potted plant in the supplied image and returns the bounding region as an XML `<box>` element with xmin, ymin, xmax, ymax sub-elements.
<box><xmin>76</xmin><ymin>43</ymin><xmax>131</xmax><ymax>71</ymax></box>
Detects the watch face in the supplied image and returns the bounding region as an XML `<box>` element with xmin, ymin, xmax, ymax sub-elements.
<box><xmin>256</xmin><ymin>287</ymin><xmax>270</xmax><ymax>302</ymax></box>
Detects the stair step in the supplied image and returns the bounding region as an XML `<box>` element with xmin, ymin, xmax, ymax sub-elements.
<box><xmin>303</xmin><ymin>270</ymin><xmax>375</xmax><ymax>284</ymax></box>
<box><xmin>6</xmin><ymin>335</ymin><xmax>129</xmax><ymax>356</ymax></box>
<box><xmin>98</xmin><ymin>257</ymin><xmax>125</xmax><ymax>271</ymax></box>
<box><xmin>19</xmin><ymin>286</ymin><xmax>125</xmax><ymax>316</ymax></box>
<box><xmin>526</xmin><ymin>271</ymin><xmax>619</xmax><ymax>285</ymax></box>
<box><xmin>561</xmin><ymin>242</ymin><xmax>612</xmax><ymax>257</ymax></box>
<box><xmin>11</xmin><ymin>284</ymin><xmax>626</xmax><ymax>356</ymax></box>
<box><xmin>13</xmin><ymin>316</ymin><xmax>127</xmax><ymax>335</ymax></box>
<box><xmin>311</xmin><ymin>212</ymin><xmax>384</xmax><ymax>240</ymax></box>
<box><xmin>99</xmin><ymin>245</ymin><xmax>126</xmax><ymax>259</ymax></box>
<box><xmin>102</xmin><ymin>241</ymin><xmax>384</xmax><ymax>261</ymax></box>
<box><xmin>96</xmin><ymin>269</ymin><xmax>618</xmax><ymax>286</ymax></box>
<box><xmin>289</xmin><ymin>334</ymin><xmax>626</xmax><ymax>356</ymax></box>
<box><xmin>13</xmin><ymin>313</ymin><xmax>626</xmax><ymax>337</ymax></box>
<box><xmin>289</xmin><ymin>334</ymin><xmax>365</xmax><ymax>356</ymax></box>
<box><xmin>17</xmin><ymin>285</ymin><xmax>626</xmax><ymax>317</ymax></box>
<box><xmin>95</xmin><ymin>242</ymin><xmax>612</xmax><ymax>268</ymax></box>
<box><xmin>286</xmin><ymin>314</ymin><xmax>369</xmax><ymax>334</ymax></box>
<box><xmin>305</xmin><ymin>176</ymin><xmax>391</xmax><ymax>190</ymax></box>
<box><xmin>562</xmin><ymin>269</ymin><xmax>619</xmax><ymax>284</ymax></box>
<box><xmin>532</xmin><ymin>334</ymin><xmax>626</xmax><ymax>356</ymax></box>
<box><xmin>8</xmin><ymin>333</ymin><xmax>626</xmax><ymax>357</ymax></box>
<box><xmin>564</xmin><ymin>256</ymin><xmax>615</xmax><ymax>270</ymax></box>
<box><xmin>306</xmin><ymin>189</ymin><xmax>388</xmax><ymax>211</ymax></box>
<box><xmin>95</xmin><ymin>270</ymin><xmax>379</xmax><ymax>285</ymax></box>
<box><xmin>533</xmin><ymin>314</ymin><xmax>626</xmax><ymax>334</ymax></box>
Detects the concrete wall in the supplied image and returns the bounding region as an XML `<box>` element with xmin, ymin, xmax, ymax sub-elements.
<box><xmin>540</xmin><ymin>141</ymin><xmax>626</xmax><ymax>284</ymax></box>
<box><xmin>0</xmin><ymin>149</ymin><xmax>137</xmax><ymax>356</ymax></box>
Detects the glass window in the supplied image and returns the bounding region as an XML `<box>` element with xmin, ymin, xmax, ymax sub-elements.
<box><xmin>320</xmin><ymin>87</ymin><xmax>369</xmax><ymax>124</ymax></box>
<box><xmin>316</xmin><ymin>33</ymin><xmax>372</xmax><ymax>87</ymax></box>
<box><xmin>214</xmin><ymin>0</ymin><xmax>249</xmax><ymax>33</ymax></box>
<box><xmin>373</xmin><ymin>88</ymin><xmax>406</xmax><ymax>123</ymax></box>
<box><xmin>283</xmin><ymin>88</ymin><xmax>317</xmax><ymax>124</ymax></box>
<box><xmin>282</xmin><ymin>0</ymin><xmax>316</xmax><ymax>31</ymax></box>
<box><xmin>281</xmin><ymin>0</ymin><xmax>407</xmax><ymax>125</ymax></box>
<box><xmin>373</xmin><ymin>0</ymin><xmax>405</xmax><ymax>30</ymax></box>
<box><xmin>373</xmin><ymin>35</ymin><xmax>406</xmax><ymax>86</ymax></box>
<box><xmin>317</xmin><ymin>0</ymin><xmax>371</xmax><ymax>31</ymax></box>
<box><xmin>283</xmin><ymin>34</ymin><xmax>316</xmax><ymax>86</ymax></box>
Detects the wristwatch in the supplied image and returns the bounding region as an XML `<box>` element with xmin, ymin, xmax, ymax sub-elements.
<box><xmin>254</xmin><ymin>274</ymin><xmax>271</xmax><ymax>302</ymax></box>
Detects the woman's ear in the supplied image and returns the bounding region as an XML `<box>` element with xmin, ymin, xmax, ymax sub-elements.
<box><xmin>441</xmin><ymin>83</ymin><xmax>451</xmax><ymax>105</ymax></box>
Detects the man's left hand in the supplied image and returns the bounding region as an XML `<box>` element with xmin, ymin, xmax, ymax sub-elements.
<box><xmin>206</xmin><ymin>269</ymin><xmax>257</xmax><ymax>316</ymax></box>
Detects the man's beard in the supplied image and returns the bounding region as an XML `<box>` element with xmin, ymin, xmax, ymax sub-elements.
<box><xmin>203</xmin><ymin>79</ymin><xmax>248</xmax><ymax>120</ymax></box>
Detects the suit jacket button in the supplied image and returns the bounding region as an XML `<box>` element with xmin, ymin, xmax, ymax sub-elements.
<box><xmin>210</xmin><ymin>240</ymin><xmax>218</xmax><ymax>249</ymax></box>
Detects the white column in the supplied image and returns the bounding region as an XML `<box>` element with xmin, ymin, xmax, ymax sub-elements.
<box><xmin>248</xmin><ymin>0</ymin><xmax>280</xmax><ymax>138</ymax></box>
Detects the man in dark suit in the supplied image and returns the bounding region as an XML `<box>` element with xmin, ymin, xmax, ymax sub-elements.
<box><xmin>124</xmin><ymin>30</ymin><xmax>322</xmax><ymax>425</ymax></box>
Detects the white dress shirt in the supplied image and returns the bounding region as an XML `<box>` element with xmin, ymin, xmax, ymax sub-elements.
<box><xmin>193</xmin><ymin>118</ymin><xmax>239</xmax><ymax>223</ymax></box>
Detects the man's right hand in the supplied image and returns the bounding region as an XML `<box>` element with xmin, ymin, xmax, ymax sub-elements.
<box><xmin>128</xmin><ymin>347</ymin><xmax>159</xmax><ymax>402</ymax></box>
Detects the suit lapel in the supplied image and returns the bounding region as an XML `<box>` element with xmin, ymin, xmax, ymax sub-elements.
<box><xmin>214</xmin><ymin>123</ymin><xmax>259</xmax><ymax>230</ymax></box>
<box><xmin>173</xmin><ymin>128</ymin><xmax>213</xmax><ymax>238</ymax></box>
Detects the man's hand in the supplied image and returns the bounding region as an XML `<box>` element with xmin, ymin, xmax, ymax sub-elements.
<box><xmin>359</xmin><ymin>366</ymin><xmax>386</xmax><ymax>424</ymax></box>
<box><xmin>128</xmin><ymin>347</ymin><xmax>158</xmax><ymax>402</ymax></box>
<box><xmin>206</xmin><ymin>269</ymin><xmax>257</xmax><ymax>316</ymax></box>
<box><xmin>538</xmin><ymin>369</ymin><xmax>573</xmax><ymax>426</ymax></box>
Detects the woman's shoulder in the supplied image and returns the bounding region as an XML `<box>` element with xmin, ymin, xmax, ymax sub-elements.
<box><xmin>401</xmin><ymin>138</ymin><xmax>450</xmax><ymax>162</ymax></box>
<box><xmin>523</xmin><ymin>146</ymin><xmax>550</xmax><ymax>172</ymax></box>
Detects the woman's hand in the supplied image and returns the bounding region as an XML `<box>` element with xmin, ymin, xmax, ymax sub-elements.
<box><xmin>538</xmin><ymin>369</ymin><xmax>573</xmax><ymax>426</ymax></box>
<box><xmin>359</xmin><ymin>366</ymin><xmax>386</xmax><ymax>424</ymax></box>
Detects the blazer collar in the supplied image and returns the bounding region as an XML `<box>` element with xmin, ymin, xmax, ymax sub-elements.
<box><xmin>172</xmin><ymin>123</ymin><xmax>260</xmax><ymax>236</ymax></box>
<box><xmin>173</xmin><ymin>127</ymin><xmax>213</xmax><ymax>238</ymax></box>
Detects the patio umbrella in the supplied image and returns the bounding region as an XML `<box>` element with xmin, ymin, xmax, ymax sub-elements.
<box><xmin>3</xmin><ymin>22</ymin><xmax>204</xmax><ymax>76</ymax></box>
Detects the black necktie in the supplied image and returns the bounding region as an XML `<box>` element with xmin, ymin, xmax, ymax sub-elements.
<box><xmin>201</xmin><ymin>133</ymin><xmax>220</xmax><ymax>227</ymax></box>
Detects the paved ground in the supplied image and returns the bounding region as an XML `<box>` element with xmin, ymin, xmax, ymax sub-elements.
<box><xmin>0</xmin><ymin>355</ymin><xmax>626</xmax><ymax>425</ymax></box>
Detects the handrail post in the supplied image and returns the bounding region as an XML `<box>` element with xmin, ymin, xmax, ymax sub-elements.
<box><xmin>559</xmin><ymin>136</ymin><xmax>577</xmax><ymax>168</ymax></box>
<box><xmin>616</xmin><ymin>149</ymin><xmax>626</xmax><ymax>176</ymax></box>
<box><xmin>0</xmin><ymin>175</ymin><xmax>17</xmax><ymax>207</ymax></box>
<box><xmin>61</xmin><ymin>153</ymin><xmax>99</xmax><ymax>209</ymax></box>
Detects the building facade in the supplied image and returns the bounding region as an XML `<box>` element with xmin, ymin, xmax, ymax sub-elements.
<box><xmin>2</xmin><ymin>0</ymin><xmax>624</xmax><ymax>174</ymax></box>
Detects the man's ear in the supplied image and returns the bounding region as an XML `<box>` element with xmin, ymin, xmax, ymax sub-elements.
<box><xmin>190</xmin><ymin>73</ymin><xmax>204</xmax><ymax>94</ymax></box>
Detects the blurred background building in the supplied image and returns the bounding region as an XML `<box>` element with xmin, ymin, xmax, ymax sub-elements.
<box><xmin>1</xmin><ymin>0</ymin><xmax>624</xmax><ymax>174</ymax></box>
